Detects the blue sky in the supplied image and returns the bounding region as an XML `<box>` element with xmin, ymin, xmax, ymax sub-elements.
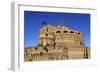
<box><xmin>24</xmin><ymin>11</ymin><xmax>90</xmax><ymax>48</ymax></box>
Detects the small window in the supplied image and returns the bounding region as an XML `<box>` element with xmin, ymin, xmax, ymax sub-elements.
<box><xmin>78</xmin><ymin>32</ymin><xmax>80</xmax><ymax>34</ymax></box>
<box><xmin>46</xmin><ymin>28</ymin><xmax>48</xmax><ymax>32</ymax></box>
<box><xmin>31</xmin><ymin>54</ymin><xmax>33</xmax><ymax>56</ymax></box>
<box><xmin>35</xmin><ymin>47</ymin><xmax>38</xmax><ymax>50</ymax></box>
<box><xmin>80</xmin><ymin>41</ymin><xmax>83</xmax><ymax>45</ymax></box>
<box><xmin>54</xmin><ymin>43</ymin><xmax>56</xmax><ymax>46</ymax></box>
<box><xmin>70</xmin><ymin>31</ymin><xmax>74</xmax><ymax>33</ymax></box>
<box><xmin>46</xmin><ymin>33</ymin><xmax>48</xmax><ymax>36</ymax></box>
<box><xmin>50</xmin><ymin>53</ymin><xmax>52</xmax><ymax>55</ymax></box>
<box><xmin>56</xmin><ymin>31</ymin><xmax>61</xmax><ymax>33</ymax></box>
<box><xmin>58</xmin><ymin>48</ymin><xmax>60</xmax><ymax>49</ymax></box>
<box><xmin>63</xmin><ymin>31</ymin><xmax>68</xmax><ymax>33</ymax></box>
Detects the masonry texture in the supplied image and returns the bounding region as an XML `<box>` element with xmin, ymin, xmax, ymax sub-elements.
<box><xmin>24</xmin><ymin>24</ymin><xmax>90</xmax><ymax>61</ymax></box>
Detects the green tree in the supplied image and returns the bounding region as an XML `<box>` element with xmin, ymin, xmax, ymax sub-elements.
<box><xmin>43</xmin><ymin>46</ymin><xmax>48</xmax><ymax>52</ymax></box>
<box><xmin>40</xmin><ymin>51</ymin><xmax>43</xmax><ymax>56</ymax></box>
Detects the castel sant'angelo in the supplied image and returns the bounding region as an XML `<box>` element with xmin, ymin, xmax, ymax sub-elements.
<box><xmin>24</xmin><ymin>24</ymin><xmax>90</xmax><ymax>61</ymax></box>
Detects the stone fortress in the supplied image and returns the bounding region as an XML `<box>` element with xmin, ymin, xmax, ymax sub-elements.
<box><xmin>24</xmin><ymin>24</ymin><xmax>90</xmax><ymax>61</ymax></box>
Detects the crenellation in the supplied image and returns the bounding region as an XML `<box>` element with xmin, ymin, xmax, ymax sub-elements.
<box><xmin>24</xmin><ymin>24</ymin><xmax>90</xmax><ymax>61</ymax></box>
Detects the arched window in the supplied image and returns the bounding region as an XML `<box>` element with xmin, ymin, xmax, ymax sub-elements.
<box><xmin>56</xmin><ymin>31</ymin><xmax>61</xmax><ymax>33</ymax></box>
<box><xmin>63</xmin><ymin>31</ymin><xmax>68</xmax><ymax>33</ymax></box>
<box><xmin>70</xmin><ymin>31</ymin><xmax>74</xmax><ymax>33</ymax></box>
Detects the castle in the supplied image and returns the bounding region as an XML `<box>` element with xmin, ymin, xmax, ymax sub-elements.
<box><xmin>24</xmin><ymin>24</ymin><xmax>90</xmax><ymax>61</ymax></box>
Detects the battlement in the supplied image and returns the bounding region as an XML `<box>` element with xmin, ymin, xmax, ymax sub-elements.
<box><xmin>24</xmin><ymin>24</ymin><xmax>90</xmax><ymax>61</ymax></box>
<box><xmin>39</xmin><ymin>25</ymin><xmax>84</xmax><ymax>47</ymax></box>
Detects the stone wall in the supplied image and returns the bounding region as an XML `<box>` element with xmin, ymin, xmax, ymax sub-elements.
<box><xmin>24</xmin><ymin>24</ymin><xmax>90</xmax><ymax>61</ymax></box>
